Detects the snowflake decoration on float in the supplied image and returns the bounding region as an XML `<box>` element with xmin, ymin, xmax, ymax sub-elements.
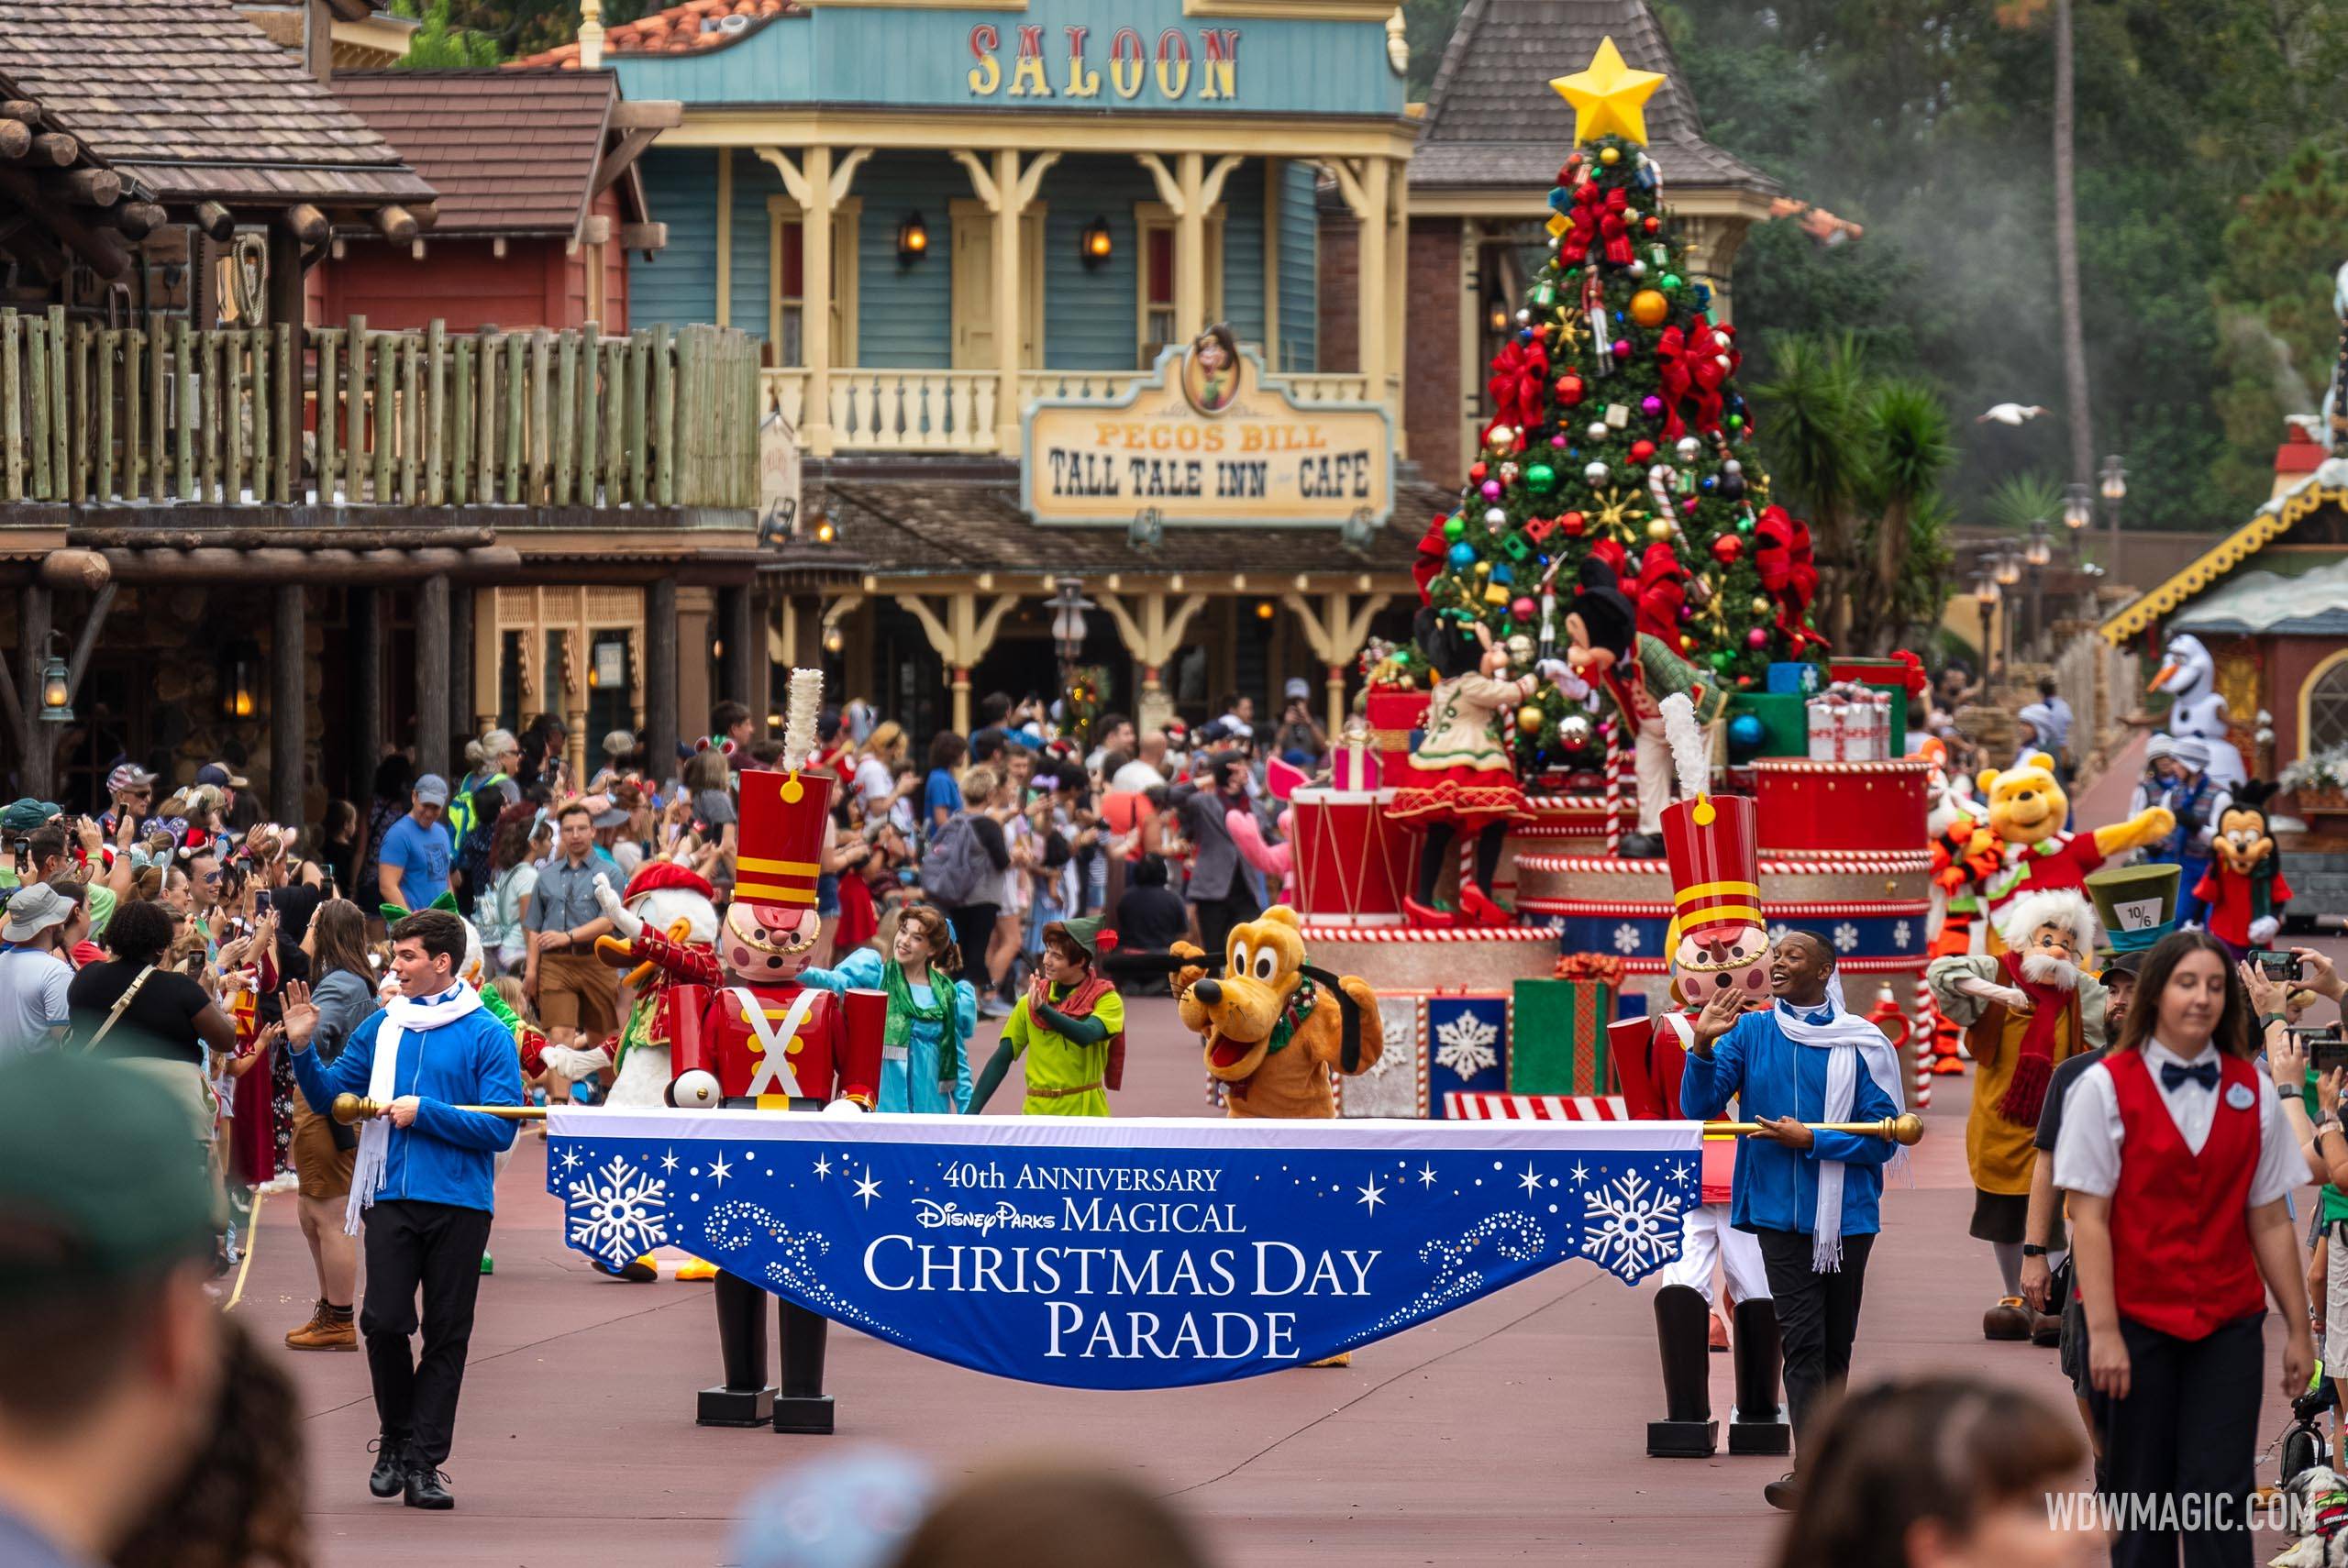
<box><xmin>1433</xmin><ymin>1011</ymin><xmax>1501</xmax><ymax>1077</ymax></box>
<box><xmin>1767</xmin><ymin>923</ymin><xmax>1790</xmax><ymax>945</ymax></box>
<box><xmin>1833</xmin><ymin>922</ymin><xmax>1859</xmax><ymax>955</ymax></box>
<box><xmin>1892</xmin><ymin>920</ymin><xmax>1911</xmax><ymax>950</ymax></box>
<box><xmin>1611</xmin><ymin>922</ymin><xmax>1642</xmax><ymax>955</ymax></box>
<box><xmin>566</xmin><ymin>1154</ymin><xmax>670</xmax><ymax>1265</ymax></box>
<box><xmin>1579</xmin><ymin>1169</ymin><xmax>1682</xmax><ymax>1281</ymax></box>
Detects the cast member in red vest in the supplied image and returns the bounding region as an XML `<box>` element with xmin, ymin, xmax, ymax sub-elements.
<box><xmin>2053</xmin><ymin>930</ymin><xmax>2311</xmax><ymax>1568</ymax></box>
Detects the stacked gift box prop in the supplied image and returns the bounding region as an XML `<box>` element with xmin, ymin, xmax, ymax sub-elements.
<box><xmin>1331</xmin><ymin>956</ymin><xmax>1643</xmax><ymax>1119</ymax></box>
<box><xmin>1807</xmin><ymin>680</ymin><xmax>1895</xmax><ymax>762</ymax></box>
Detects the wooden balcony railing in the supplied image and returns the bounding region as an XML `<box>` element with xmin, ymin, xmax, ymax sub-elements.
<box><xmin>762</xmin><ymin>365</ymin><xmax>1387</xmax><ymax>456</ymax></box>
<box><xmin>0</xmin><ymin>307</ymin><xmax>760</xmax><ymax>511</ymax></box>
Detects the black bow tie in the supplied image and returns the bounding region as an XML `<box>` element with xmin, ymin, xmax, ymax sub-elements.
<box><xmin>2160</xmin><ymin>1060</ymin><xmax>2220</xmax><ymax>1093</ymax></box>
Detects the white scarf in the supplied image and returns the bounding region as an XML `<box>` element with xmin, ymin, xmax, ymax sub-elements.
<box><xmin>1771</xmin><ymin>976</ymin><xmax>1905</xmax><ymax>1273</ymax></box>
<box><xmin>346</xmin><ymin>979</ymin><xmax>484</xmax><ymax>1234</ymax></box>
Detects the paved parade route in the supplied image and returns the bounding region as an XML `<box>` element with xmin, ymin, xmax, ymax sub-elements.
<box><xmin>246</xmin><ymin>993</ymin><xmax>2260</xmax><ymax>1567</ymax></box>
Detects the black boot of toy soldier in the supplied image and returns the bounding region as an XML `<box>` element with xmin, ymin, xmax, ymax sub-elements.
<box><xmin>1650</xmin><ymin>1284</ymin><xmax>1718</xmax><ymax>1456</ymax></box>
<box><xmin>1728</xmin><ymin>1297</ymin><xmax>1792</xmax><ymax>1455</ymax></box>
<box><xmin>774</xmin><ymin>1300</ymin><xmax>835</xmax><ymax>1434</ymax></box>
<box><xmin>700</xmin><ymin>1269</ymin><xmax>777</xmax><ymax>1426</ymax></box>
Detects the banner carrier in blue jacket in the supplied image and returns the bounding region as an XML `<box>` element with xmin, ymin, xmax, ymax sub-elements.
<box><xmin>549</xmin><ymin>1110</ymin><xmax>1702</xmax><ymax>1391</ymax></box>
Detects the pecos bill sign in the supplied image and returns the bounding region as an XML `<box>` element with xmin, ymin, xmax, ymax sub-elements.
<box><xmin>1022</xmin><ymin>331</ymin><xmax>1393</xmax><ymax>526</ymax></box>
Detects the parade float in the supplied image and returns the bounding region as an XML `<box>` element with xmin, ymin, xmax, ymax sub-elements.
<box><xmin>1303</xmin><ymin>39</ymin><xmax>1934</xmax><ymax>1117</ymax></box>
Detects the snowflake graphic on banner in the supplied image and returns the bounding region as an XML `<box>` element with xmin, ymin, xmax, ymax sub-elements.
<box><xmin>1833</xmin><ymin>921</ymin><xmax>1860</xmax><ymax>954</ymax></box>
<box><xmin>1893</xmin><ymin>919</ymin><xmax>1911</xmax><ymax>949</ymax></box>
<box><xmin>1579</xmin><ymin>1169</ymin><xmax>1682</xmax><ymax>1281</ymax></box>
<box><xmin>1767</xmin><ymin>922</ymin><xmax>1790</xmax><ymax>944</ymax></box>
<box><xmin>1433</xmin><ymin>1010</ymin><xmax>1500</xmax><ymax>1077</ymax></box>
<box><xmin>566</xmin><ymin>1153</ymin><xmax>670</xmax><ymax>1265</ymax></box>
<box><xmin>1611</xmin><ymin>922</ymin><xmax>1642</xmax><ymax>955</ymax></box>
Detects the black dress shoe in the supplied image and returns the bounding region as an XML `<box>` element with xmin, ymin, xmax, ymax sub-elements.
<box><xmin>1764</xmin><ymin>1472</ymin><xmax>1800</xmax><ymax>1511</ymax></box>
<box><xmin>368</xmin><ymin>1438</ymin><xmax>406</xmax><ymax>1499</ymax></box>
<box><xmin>404</xmin><ymin>1462</ymin><xmax>455</xmax><ymax>1510</ymax></box>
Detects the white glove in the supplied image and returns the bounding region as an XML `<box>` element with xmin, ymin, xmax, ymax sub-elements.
<box><xmin>2249</xmin><ymin>915</ymin><xmax>2281</xmax><ymax>946</ymax></box>
<box><xmin>821</xmin><ymin>1096</ymin><xmax>867</xmax><ymax>1117</ymax></box>
<box><xmin>1952</xmin><ymin>973</ymin><xmax>2031</xmax><ymax>1014</ymax></box>
<box><xmin>539</xmin><ymin>1042</ymin><xmax>614</xmax><ymax>1080</ymax></box>
<box><xmin>593</xmin><ymin>872</ymin><xmax>643</xmax><ymax>939</ymax></box>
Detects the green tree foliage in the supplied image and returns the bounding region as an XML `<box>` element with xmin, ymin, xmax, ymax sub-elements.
<box><xmin>1751</xmin><ymin>334</ymin><xmax>1956</xmax><ymax>655</ymax></box>
<box><xmin>391</xmin><ymin>0</ymin><xmax>503</xmax><ymax>66</ymax></box>
<box><xmin>1405</xmin><ymin>0</ymin><xmax>2348</xmax><ymax>534</ymax></box>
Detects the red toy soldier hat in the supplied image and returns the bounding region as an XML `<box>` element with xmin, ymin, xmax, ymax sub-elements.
<box><xmin>734</xmin><ymin>766</ymin><xmax>834</xmax><ymax>913</ymax></box>
<box><xmin>1662</xmin><ymin>790</ymin><xmax>1761</xmax><ymax>950</ymax></box>
<box><xmin>621</xmin><ymin>860</ymin><xmax>714</xmax><ymax>906</ymax></box>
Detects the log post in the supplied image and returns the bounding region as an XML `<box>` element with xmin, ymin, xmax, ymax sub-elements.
<box><xmin>415</xmin><ymin>574</ymin><xmax>451</xmax><ymax>779</ymax></box>
<box><xmin>449</xmin><ymin>581</ymin><xmax>473</xmax><ymax>755</ymax></box>
<box><xmin>272</xmin><ymin>584</ymin><xmax>305</xmax><ymax>828</ymax></box>
<box><xmin>718</xmin><ymin>583</ymin><xmax>754</xmax><ymax>711</ymax></box>
<box><xmin>645</xmin><ymin>577</ymin><xmax>679</xmax><ymax>787</ymax></box>
<box><xmin>351</xmin><ymin>585</ymin><xmax>384</xmax><ymax>802</ymax></box>
<box><xmin>15</xmin><ymin>583</ymin><xmax>52</xmax><ymax>799</ymax></box>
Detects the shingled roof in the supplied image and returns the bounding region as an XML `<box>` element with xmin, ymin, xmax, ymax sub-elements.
<box><xmin>0</xmin><ymin>0</ymin><xmax>432</xmax><ymax>207</ymax></box>
<box><xmin>767</xmin><ymin>470</ymin><xmax>1450</xmax><ymax>579</ymax></box>
<box><xmin>333</xmin><ymin>69</ymin><xmax>647</xmax><ymax>237</ymax></box>
<box><xmin>1413</xmin><ymin>0</ymin><xmax>1774</xmax><ymax>197</ymax></box>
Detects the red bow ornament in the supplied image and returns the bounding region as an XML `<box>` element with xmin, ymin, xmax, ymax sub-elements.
<box><xmin>1654</xmin><ymin>313</ymin><xmax>1734</xmax><ymax>441</ymax></box>
<box><xmin>1486</xmin><ymin>337</ymin><xmax>1550</xmax><ymax>436</ymax></box>
<box><xmin>1633</xmin><ymin>540</ymin><xmax>1688</xmax><ymax>645</ymax></box>
<box><xmin>1555</xmin><ymin>952</ymin><xmax>1628</xmax><ymax>985</ymax></box>
<box><xmin>1753</xmin><ymin>506</ymin><xmax>1829</xmax><ymax>657</ymax></box>
<box><xmin>1558</xmin><ymin>181</ymin><xmax>1603</xmax><ymax>265</ymax></box>
<box><xmin>1597</xmin><ymin>187</ymin><xmax>1635</xmax><ymax>266</ymax></box>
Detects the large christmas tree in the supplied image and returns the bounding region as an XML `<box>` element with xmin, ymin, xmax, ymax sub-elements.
<box><xmin>1412</xmin><ymin>39</ymin><xmax>1824</xmax><ymax>770</ymax></box>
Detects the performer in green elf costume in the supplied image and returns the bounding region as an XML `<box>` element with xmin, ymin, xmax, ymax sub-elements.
<box><xmin>969</xmin><ymin>915</ymin><xmax>1124</xmax><ymax>1117</ymax></box>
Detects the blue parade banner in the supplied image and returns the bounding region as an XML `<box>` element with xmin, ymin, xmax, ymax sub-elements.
<box><xmin>548</xmin><ymin>1110</ymin><xmax>1701</xmax><ymax>1390</ymax></box>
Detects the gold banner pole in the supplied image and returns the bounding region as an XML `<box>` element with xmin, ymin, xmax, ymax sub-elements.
<box><xmin>331</xmin><ymin>1094</ymin><xmax>548</xmax><ymax>1125</ymax></box>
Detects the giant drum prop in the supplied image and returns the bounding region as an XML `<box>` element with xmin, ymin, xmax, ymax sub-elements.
<box><xmin>1751</xmin><ymin>757</ymin><xmax>1930</xmax><ymax>857</ymax></box>
<box><xmin>1291</xmin><ymin>787</ymin><xmax>1412</xmax><ymax>925</ymax></box>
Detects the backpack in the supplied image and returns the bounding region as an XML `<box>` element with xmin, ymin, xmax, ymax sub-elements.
<box><xmin>921</xmin><ymin>812</ymin><xmax>992</xmax><ymax>908</ymax></box>
<box><xmin>450</xmin><ymin>781</ymin><xmax>504</xmax><ymax>900</ymax></box>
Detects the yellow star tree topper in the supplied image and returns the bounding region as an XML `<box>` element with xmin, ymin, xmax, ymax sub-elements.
<box><xmin>1549</xmin><ymin>36</ymin><xmax>1664</xmax><ymax>147</ymax></box>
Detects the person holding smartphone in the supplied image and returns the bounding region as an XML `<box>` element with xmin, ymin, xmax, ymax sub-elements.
<box><xmin>2054</xmin><ymin>930</ymin><xmax>2311</xmax><ymax>1568</ymax></box>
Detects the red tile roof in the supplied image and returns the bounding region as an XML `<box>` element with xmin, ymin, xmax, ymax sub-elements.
<box><xmin>510</xmin><ymin>0</ymin><xmax>799</xmax><ymax>70</ymax></box>
<box><xmin>332</xmin><ymin>68</ymin><xmax>627</xmax><ymax>237</ymax></box>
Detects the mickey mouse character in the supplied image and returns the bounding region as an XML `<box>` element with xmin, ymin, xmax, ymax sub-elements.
<box><xmin>2193</xmin><ymin>780</ymin><xmax>2290</xmax><ymax>965</ymax></box>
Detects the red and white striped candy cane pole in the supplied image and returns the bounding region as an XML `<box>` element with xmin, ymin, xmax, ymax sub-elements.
<box><xmin>1601</xmin><ymin>720</ymin><xmax>1622</xmax><ymax>855</ymax></box>
<box><xmin>1911</xmin><ymin>972</ymin><xmax>1935</xmax><ymax>1111</ymax></box>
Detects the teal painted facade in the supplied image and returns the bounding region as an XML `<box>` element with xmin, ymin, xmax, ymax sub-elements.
<box><xmin>627</xmin><ymin>144</ymin><xmax>1301</xmax><ymax>371</ymax></box>
<box><xmin>611</xmin><ymin>0</ymin><xmax>1403</xmax><ymax>118</ymax></box>
<box><xmin>1278</xmin><ymin>159</ymin><xmax>1318</xmax><ymax>372</ymax></box>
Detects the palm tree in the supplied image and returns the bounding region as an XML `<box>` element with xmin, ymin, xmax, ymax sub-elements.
<box><xmin>1755</xmin><ymin>335</ymin><xmax>1957</xmax><ymax>655</ymax></box>
<box><xmin>2054</xmin><ymin>0</ymin><xmax>2093</xmax><ymax>489</ymax></box>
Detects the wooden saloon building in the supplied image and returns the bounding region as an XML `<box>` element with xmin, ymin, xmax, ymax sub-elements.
<box><xmin>0</xmin><ymin>0</ymin><xmax>761</xmax><ymax>818</ymax></box>
<box><xmin>515</xmin><ymin>0</ymin><xmax>1803</xmax><ymax>738</ymax></box>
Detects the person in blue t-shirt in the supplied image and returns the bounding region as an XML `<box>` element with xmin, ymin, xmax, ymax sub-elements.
<box><xmin>377</xmin><ymin>776</ymin><xmax>455</xmax><ymax>914</ymax></box>
<box><xmin>924</xmin><ymin>733</ymin><xmax>968</xmax><ymax>843</ymax></box>
<box><xmin>1680</xmin><ymin>930</ymin><xmax>1905</xmax><ymax>1513</ymax></box>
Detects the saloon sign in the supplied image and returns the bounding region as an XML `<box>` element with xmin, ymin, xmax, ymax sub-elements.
<box><xmin>1022</xmin><ymin>330</ymin><xmax>1393</xmax><ymax>526</ymax></box>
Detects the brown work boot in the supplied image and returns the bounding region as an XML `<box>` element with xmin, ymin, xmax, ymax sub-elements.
<box><xmin>286</xmin><ymin>1299</ymin><xmax>358</xmax><ymax>1352</ymax></box>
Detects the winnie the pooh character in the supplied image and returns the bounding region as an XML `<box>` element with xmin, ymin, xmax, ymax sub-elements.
<box><xmin>1171</xmin><ymin>905</ymin><xmax>1382</xmax><ymax>1120</ymax></box>
<box><xmin>1972</xmin><ymin>751</ymin><xmax>2173</xmax><ymax>939</ymax></box>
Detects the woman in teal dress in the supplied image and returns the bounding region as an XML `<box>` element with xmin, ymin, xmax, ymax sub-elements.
<box><xmin>803</xmin><ymin>904</ymin><xmax>978</xmax><ymax>1113</ymax></box>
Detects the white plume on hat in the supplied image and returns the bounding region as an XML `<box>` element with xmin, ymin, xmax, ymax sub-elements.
<box><xmin>1659</xmin><ymin>691</ymin><xmax>1709</xmax><ymax>800</ymax></box>
<box><xmin>781</xmin><ymin>668</ymin><xmax>824</xmax><ymax>773</ymax></box>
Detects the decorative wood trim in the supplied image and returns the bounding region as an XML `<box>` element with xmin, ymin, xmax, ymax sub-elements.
<box><xmin>2100</xmin><ymin>484</ymin><xmax>2348</xmax><ymax>646</ymax></box>
<box><xmin>714</xmin><ymin>148</ymin><xmax>733</xmax><ymax>328</ymax></box>
<box><xmin>949</xmin><ymin>148</ymin><xmax>1001</xmax><ymax>213</ymax></box>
